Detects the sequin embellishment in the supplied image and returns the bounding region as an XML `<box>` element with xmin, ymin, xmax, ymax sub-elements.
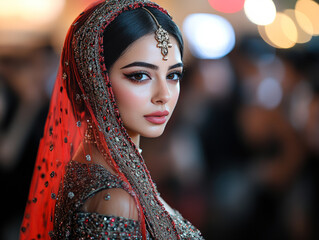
<box><xmin>104</xmin><ymin>193</ymin><xmax>111</xmax><ymax>201</ymax></box>
<box><xmin>68</xmin><ymin>192</ymin><xmax>75</xmax><ymax>199</ymax></box>
<box><xmin>85</xmin><ymin>155</ymin><xmax>91</xmax><ymax>161</ymax></box>
<box><xmin>74</xmin><ymin>213</ymin><xmax>142</xmax><ymax>239</ymax></box>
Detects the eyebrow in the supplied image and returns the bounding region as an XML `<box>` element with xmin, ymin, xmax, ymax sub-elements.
<box><xmin>120</xmin><ymin>61</ymin><xmax>183</xmax><ymax>70</ymax></box>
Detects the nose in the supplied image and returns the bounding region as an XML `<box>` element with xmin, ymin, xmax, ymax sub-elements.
<box><xmin>151</xmin><ymin>77</ymin><xmax>170</xmax><ymax>105</ymax></box>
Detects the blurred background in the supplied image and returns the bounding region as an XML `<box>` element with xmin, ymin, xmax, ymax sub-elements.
<box><xmin>0</xmin><ymin>0</ymin><xmax>318</xmax><ymax>239</ymax></box>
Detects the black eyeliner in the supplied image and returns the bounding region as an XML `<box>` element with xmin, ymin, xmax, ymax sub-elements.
<box><xmin>123</xmin><ymin>71</ymin><xmax>150</xmax><ymax>83</ymax></box>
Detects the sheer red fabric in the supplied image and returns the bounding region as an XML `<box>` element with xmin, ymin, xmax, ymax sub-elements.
<box><xmin>20</xmin><ymin>1</ymin><xmax>180</xmax><ymax>239</ymax></box>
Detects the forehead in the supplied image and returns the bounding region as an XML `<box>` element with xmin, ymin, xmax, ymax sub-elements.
<box><xmin>115</xmin><ymin>34</ymin><xmax>182</xmax><ymax>67</ymax></box>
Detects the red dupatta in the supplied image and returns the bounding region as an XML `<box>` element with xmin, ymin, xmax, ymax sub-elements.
<box><xmin>20</xmin><ymin>1</ymin><xmax>180</xmax><ymax>239</ymax></box>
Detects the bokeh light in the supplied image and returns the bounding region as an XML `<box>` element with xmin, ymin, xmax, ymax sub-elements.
<box><xmin>280</xmin><ymin>13</ymin><xmax>298</xmax><ymax>43</ymax></box>
<box><xmin>0</xmin><ymin>0</ymin><xmax>65</xmax><ymax>26</ymax></box>
<box><xmin>244</xmin><ymin>0</ymin><xmax>277</xmax><ymax>25</ymax></box>
<box><xmin>284</xmin><ymin>9</ymin><xmax>312</xmax><ymax>44</ymax></box>
<box><xmin>257</xmin><ymin>77</ymin><xmax>283</xmax><ymax>109</ymax></box>
<box><xmin>295</xmin><ymin>0</ymin><xmax>319</xmax><ymax>35</ymax></box>
<box><xmin>183</xmin><ymin>13</ymin><xmax>236</xmax><ymax>59</ymax></box>
<box><xmin>258</xmin><ymin>13</ymin><xmax>297</xmax><ymax>49</ymax></box>
<box><xmin>208</xmin><ymin>0</ymin><xmax>245</xmax><ymax>14</ymax></box>
<box><xmin>257</xmin><ymin>25</ymin><xmax>278</xmax><ymax>48</ymax></box>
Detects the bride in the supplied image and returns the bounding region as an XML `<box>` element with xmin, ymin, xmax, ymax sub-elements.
<box><xmin>20</xmin><ymin>0</ymin><xmax>204</xmax><ymax>239</ymax></box>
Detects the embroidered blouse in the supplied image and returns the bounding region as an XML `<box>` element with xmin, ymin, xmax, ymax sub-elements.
<box><xmin>53</xmin><ymin>161</ymin><xmax>203</xmax><ymax>239</ymax></box>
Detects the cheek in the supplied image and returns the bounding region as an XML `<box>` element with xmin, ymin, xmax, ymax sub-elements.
<box><xmin>170</xmin><ymin>84</ymin><xmax>180</xmax><ymax>109</ymax></box>
<box><xmin>112</xmin><ymin>83</ymin><xmax>149</xmax><ymax>114</ymax></box>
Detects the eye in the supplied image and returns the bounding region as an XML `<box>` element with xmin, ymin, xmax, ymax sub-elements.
<box><xmin>124</xmin><ymin>72</ymin><xmax>151</xmax><ymax>82</ymax></box>
<box><xmin>167</xmin><ymin>71</ymin><xmax>183</xmax><ymax>81</ymax></box>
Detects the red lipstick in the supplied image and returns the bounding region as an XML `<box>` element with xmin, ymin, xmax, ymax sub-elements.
<box><xmin>144</xmin><ymin>110</ymin><xmax>169</xmax><ymax>124</ymax></box>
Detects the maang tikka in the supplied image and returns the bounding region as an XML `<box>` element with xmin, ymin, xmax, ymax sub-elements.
<box><xmin>142</xmin><ymin>7</ymin><xmax>172</xmax><ymax>60</ymax></box>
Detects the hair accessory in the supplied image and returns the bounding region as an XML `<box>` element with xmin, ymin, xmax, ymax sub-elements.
<box><xmin>142</xmin><ymin>7</ymin><xmax>172</xmax><ymax>60</ymax></box>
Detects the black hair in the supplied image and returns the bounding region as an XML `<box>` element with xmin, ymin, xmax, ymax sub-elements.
<box><xmin>103</xmin><ymin>6</ymin><xmax>184</xmax><ymax>69</ymax></box>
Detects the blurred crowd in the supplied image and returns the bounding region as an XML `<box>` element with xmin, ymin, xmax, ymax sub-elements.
<box><xmin>0</xmin><ymin>43</ymin><xmax>59</xmax><ymax>239</ymax></box>
<box><xmin>0</xmin><ymin>35</ymin><xmax>318</xmax><ymax>240</ymax></box>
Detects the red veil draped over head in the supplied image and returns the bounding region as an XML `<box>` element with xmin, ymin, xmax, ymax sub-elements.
<box><xmin>20</xmin><ymin>0</ymin><xmax>181</xmax><ymax>239</ymax></box>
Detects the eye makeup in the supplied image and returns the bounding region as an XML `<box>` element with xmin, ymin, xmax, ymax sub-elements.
<box><xmin>123</xmin><ymin>71</ymin><xmax>151</xmax><ymax>83</ymax></box>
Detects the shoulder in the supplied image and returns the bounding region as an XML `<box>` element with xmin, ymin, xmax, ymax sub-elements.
<box><xmin>67</xmin><ymin>144</ymin><xmax>140</xmax><ymax>220</ymax></box>
<box><xmin>82</xmin><ymin>188</ymin><xmax>139</xmax><ymax>220</ymax></box>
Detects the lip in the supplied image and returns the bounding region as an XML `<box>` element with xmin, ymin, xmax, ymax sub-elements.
<box><xmin>144</xmin><ymin>110</ymin><xmax>169</xmax><ymax>124</ymax></box>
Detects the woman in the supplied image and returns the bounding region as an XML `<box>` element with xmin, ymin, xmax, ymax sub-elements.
<box><xmin>20</xmin><ymin>0</ymin><xmax>204</xmax><ymax>239</ymax></box>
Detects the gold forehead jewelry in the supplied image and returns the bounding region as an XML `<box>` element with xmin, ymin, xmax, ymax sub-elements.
<box><xmin>142</xmin><ymin>7</ymin><xmax>172</xmax><ymax>61</ymax></box>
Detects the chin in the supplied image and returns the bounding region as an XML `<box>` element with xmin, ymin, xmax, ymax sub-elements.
<box><xmin>141</xmin><ymin>126</ymin><xmax>166</xmax><ymax>138</ymax></box>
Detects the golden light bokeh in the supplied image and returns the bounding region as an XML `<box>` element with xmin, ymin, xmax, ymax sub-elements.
<box><xmin>259</xmin><ymin>13</ymin><xmax>297</xmax><ymax>49</ymax></box>
<box><xmin>280</xmin><ymin>13</ymin><xmax>298</xmax><ymax>43</ymax></box>
<box><xmin>284</xmin><ymin>9</ymin><xmax>312</xmax><ymax>44</ymax></box>
<box><xmin>258</xmin><ymin>25</ymin><xmax>278</xmax><ymax>48</ymax></box>
<box><xmin>295</xmin><ymin>0</ymin><xmax>319</xmax><ymax>35</ymax></box>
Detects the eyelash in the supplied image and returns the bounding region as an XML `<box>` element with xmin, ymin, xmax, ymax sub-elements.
<box><xmin>124</xmin><ymin>71</ymin><xmax>150</xmax><ymax>83</ymax></box>
<box><xmin>167</xmin><ymin>71</ymin><xmax>184</xmax><ymax>81</ymax></box>
<box><xmin>123</xmin><ymin>71</ymin><xmax>184</xmax><ymax>83</ymax></box>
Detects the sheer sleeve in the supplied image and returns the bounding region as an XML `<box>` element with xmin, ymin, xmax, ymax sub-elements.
<box><xmin>73</xmin><ymin>142</ymin><xmax>139</xmax><ymax>220</ymax></box>
<box><xmin>81</xmin><ymin>188</ymin><xmax>139</xmax><ymax>220</ymax></box>
<box><xmin>73</xmin><ymin>145</ymin><xmax>142</xmax><ymax>238</ymax></box>
<box><xmin>72</xmin><ymin>184</ymin><xmax>142</xmax><ymax>239</ymax></box>
<box><xmin>52</xmin><ymin>155</ymin><xmax>144</xmax><ymax>239</ymax></box>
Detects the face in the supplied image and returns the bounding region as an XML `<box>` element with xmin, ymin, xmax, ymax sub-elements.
<box><xmin>109</xmin><ymin>34</ymin><xmax>183</xmax><ymax>141</ymax></box>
